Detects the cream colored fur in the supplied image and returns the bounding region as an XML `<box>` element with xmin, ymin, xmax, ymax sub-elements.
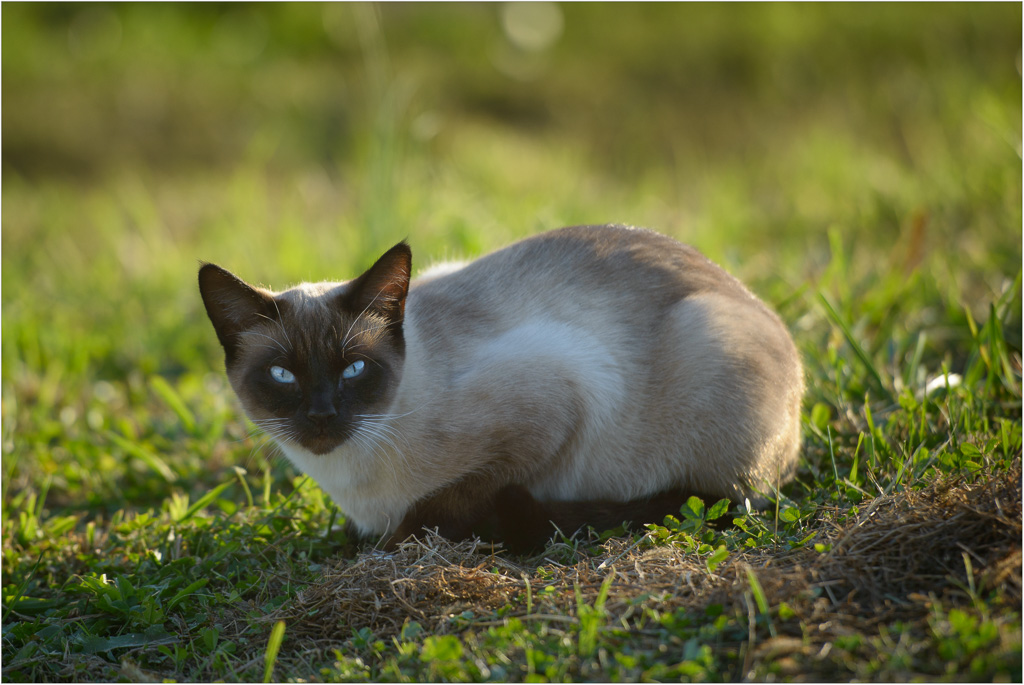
<box><xmin>274</xmin><ymin>225</ymin><xmax>804</xmax><ymax>538</ymax></box>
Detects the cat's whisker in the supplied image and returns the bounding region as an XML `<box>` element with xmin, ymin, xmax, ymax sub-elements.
<box><xmin>256</xmin><ymin>303</ymin><xmax>294</xmax><ymax>351</ymax></box>
<box><xmin>356</xmin><ymin>422</ymin><xmax>402</xmax><ymax>454</ymax></box>
<box><xmin>264</xmin><ymin>427</ymin><xmax>299</xmax><ymax>444</ymax></box>
<box><xmin>350</xmin><ymin>426</ymin><xmax>400</xmax><ymax>483</ymax></box>
<box><xmin>241</xmin><ymin>343</ymin><xmax>288</xmax><ymax>354</ymax></box>
<box><xmin>249</xmin><ymin>427</ymin><xmax>292</xmax><ymax>442</ymax></box>
<box><xmin>340</xmin><ymin>282</ymin><xmax>399</xmax><ymax>353</ymax></box>
<box><xmin>350</xmin><ymin>353</ymin><xmax>385</xmax><ymax>370</ymax></box>
<box><xmin>250</xmin><ymin>419</ymin><xmax>302</xmax><ymax>451</ymax></box>
<box><xmin>242</xmin><ymin>432</ymin><xmax>284</xmax><ymax>472</ymax></box>
<box><xmin>231</xmin><ymin>425</ymin><xmax>264</xmax><ymax>444</ymax></box>
<box><xmin>340</xmin><ymin>303</ymin><xmax>374</xmax><ymax>352</ymax></box>
<box><xmin>352</xmin><ymin>411</ymin><xmax>420</xmax><ymax>452</ymax></box>
<box><xmin>239</xmin><ymin>330</ymin><xmax>288</xmax><ymax>355</ymax></box>
<box><xmin>354</xmin><ymin>402</ymin><xmax>425</xmax><ymax>421</ymax></box>
<box><xmin>252</xmin><ymin>417</ymin><xmax>293</xmax><ymax>426</ymax></box>
<box><xmin>354</xmin><ymin>419</ymin><xmax>409</xmax><ymax>451</ymax></box>
<box><xmin>253</xmin><ymin>441</ymin><xmax>286</xmax><ymax>471</ymax></box>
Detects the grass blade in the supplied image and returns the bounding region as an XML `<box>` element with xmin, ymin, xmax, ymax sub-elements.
<box><xmin>745</xmin><ymin>567</ymin><xmax>776</xmax><ymax>638</ymax></box>
<box><xmin>233</xmin><ymin>466</ymin><xmax>255</xmax><ymax>509</ymax></box>
<box><xmin>263</xmin><ymin>620</ymin><xmax>286</xmax><ymax>683</ymax></box>
<box><xmin>165</xmin><ymin>578</ymin><xmax>210</xmax><ymax>613</ymax></box>
<box><xmin>176</xmin><ymin>480</ymin><xmax>233</xmax><ymax>524</ymax></box>
<box><xmin>149</xmin><ymin>375</ymin><xmax>197</xmax><ymax>434</ymax></box>
<box><xmin>745</xmin><ymin>567</ymin><xmax>769</xmax><ymax>616</ymax></box>
<box><xmin>818</xmin><ymin>292</ymin><xmax>893</xmax><ymax>402</ymax></box>
<box><xmin>107</xmin><ymin>432</ymin><xmax>177</xmax><ymax>483</ymax></box>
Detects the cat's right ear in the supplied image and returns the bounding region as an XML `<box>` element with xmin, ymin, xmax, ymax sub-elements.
<box><xmin>198</xmin><ymin>263</ymin><xmax>277</xmax><ymax>363</ymax></box>
<box><xmin>345</xmin><ymin>242</ymin><xmax>412</xmax><ymax>324</ymax></box>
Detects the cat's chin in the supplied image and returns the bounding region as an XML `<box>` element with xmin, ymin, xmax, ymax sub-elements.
<box><xmin>300</xmin><ymin>435</ymin><xmax>346</xmax><ymax>456</ymax></box>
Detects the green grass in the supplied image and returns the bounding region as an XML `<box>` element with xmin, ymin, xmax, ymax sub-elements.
<box><xmin>3</xmin><ymin>3</ymin><xmax>1021</xmax><ymax>682</ymax></box>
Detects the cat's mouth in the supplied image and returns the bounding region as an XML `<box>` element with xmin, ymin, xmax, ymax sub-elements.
<box><xmin>298</xmin><ymin>425</ymin><xmax>351</xmax><ymax>456</ymax></box>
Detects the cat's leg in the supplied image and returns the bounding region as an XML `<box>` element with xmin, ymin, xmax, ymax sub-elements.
<box><xmin>384</xmin><ymin>481</ymin><xmax>550</xmax><ymax>552</ymax></box>
<box><xmin>383</xmin><ymin>472</ymin><xmax>509</xmax><ymax>550</ymax></box>
<box><xmin>386</xmin><ymin>479</ymin><xmax>736</xmax><ymax>554</ymax></box>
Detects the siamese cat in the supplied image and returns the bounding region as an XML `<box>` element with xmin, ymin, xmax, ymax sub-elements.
<box><xmin>199</xmin><ymin>225</ymin><xmax>803</xmax><ymax>552</ymax></box>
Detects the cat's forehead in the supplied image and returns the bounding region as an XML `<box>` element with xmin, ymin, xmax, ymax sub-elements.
<box><xmin>272</xmin><ymin>281</ymin><xmax>351</xmax><ymax>331</ymax></box>
<box><xmin>252</xmin><ymin>280</ymin><xmax>390</xmax><ymax>358</ymax></box>
<box><xmin>276</xmin><ymin>280</ymin><xmax>349</xmax><ymax>303</ymax></box>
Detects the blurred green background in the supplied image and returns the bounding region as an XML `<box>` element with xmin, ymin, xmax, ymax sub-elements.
<box><xmin>2</xmin><ymin>3</ymin><xmax>1021</xmax><ymax>509</ymax></box>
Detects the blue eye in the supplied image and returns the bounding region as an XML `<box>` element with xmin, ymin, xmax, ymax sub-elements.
<box><xmin>342</xmin><ymin>360</ymin><xmax>365</xmax><ymax>380</ymax></box>
<box><xmin>269</xmin><ymin>365</ymin><xmax>296</xmax><ymax>384</ymax></box>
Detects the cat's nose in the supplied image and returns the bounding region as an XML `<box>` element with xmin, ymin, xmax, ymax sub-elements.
<box><xmin>307</xmin><ymin>405</ymin><xmax>338</xmax><ymax>423</ymax></box>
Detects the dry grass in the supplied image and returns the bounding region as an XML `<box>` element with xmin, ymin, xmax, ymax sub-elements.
<box><xmin>26</xmin><ymin>463</ymin><xmax>1018</xmax><ymax>682</ymax></box>
<box><xmin>820</xmin><ymin>463</ymin><xmax>1021</xmax><ymax>607</ymax></box>
<box><xmin>255</xmin><ymin>463</ymin><xmax>1021</xmax><ymax>678</ymax></box>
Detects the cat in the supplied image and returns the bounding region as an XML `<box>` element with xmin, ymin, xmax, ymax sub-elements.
<box><xmin>198</xmin><ymin>224</ymin><xmax>804</xmax><ymax>552</ymax></box>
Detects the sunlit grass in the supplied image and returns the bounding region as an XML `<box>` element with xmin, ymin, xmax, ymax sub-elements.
<box><xmin>2</xmin><ymin>3</ymin><xmax>1021</xmax><ymax>681</ymax></box>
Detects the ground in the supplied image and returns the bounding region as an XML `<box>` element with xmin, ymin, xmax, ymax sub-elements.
<box><xmin>2</xmin><ymin>4</ymin><xmax>1021</xmax><ymax>682</ymax></box>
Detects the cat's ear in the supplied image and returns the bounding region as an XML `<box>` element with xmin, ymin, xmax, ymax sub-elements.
<box><xmin>198</xmin><ymin>263</ymin><xmax>278</xmax><ymax>362</ymax></box>
<box><xmin>345</xmin><ymin>242</ymin><xmax>412</xmax><ymax>323</ymax></box>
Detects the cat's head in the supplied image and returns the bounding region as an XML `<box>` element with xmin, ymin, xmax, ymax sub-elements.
<box><xmin>198</xmin><ymin>242</ymin><xmax>411</xmax><ymax>455</ymax></box>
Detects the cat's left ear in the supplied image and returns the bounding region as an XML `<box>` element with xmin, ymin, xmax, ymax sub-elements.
<box><xmin>198</xmin><ymin>263</ymin><xmax>278</xmax><ymax>363</ymax></box>
<box><xmin>346</xmin><ymin>242</ymin><xmax>412</xmax><ymax>323</ymax></box>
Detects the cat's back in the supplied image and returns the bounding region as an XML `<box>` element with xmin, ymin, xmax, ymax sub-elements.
<box><xmin>408</xmin><ymin>224</ymin><xmax>757</xmax><ymax>333</ymax></box>
<box><xmin>402</xmin><ymin>224</ymin><xmax>802</xmax><ymax>503</ymax></box>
